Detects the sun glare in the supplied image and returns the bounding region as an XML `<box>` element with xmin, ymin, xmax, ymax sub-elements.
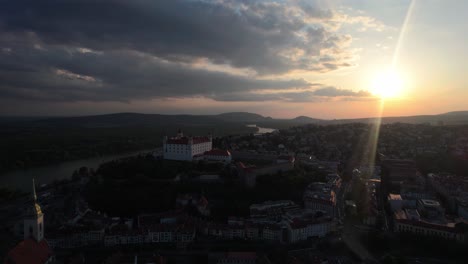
<box><xmin>370</xmin><ymin>70</ymin><xmax>405</xmax><ymax>99</ymax></box>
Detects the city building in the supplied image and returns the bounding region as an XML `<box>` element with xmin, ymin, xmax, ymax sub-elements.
<box><xmin>210</xmin><ymin>252</ymin><xmax>257</xmax><ymax>264</ymax></box>
<box><xmin>285</xmin><ymin>218</ymin><xmax>334</xmax><ymax>243</ymax></box>
<box><xmin>236</xmin><ymin>155</ymin><xmax>295</xmax><ymax>188</ymax></box>
<box><xmin>417</xmin><ymin>199</ymin><xmax>445</xmax><ymax>219</ymax></box>
<box><xmin>381</xmin><ymin>159</ymin><xmax>417</xmax><ymax>193</ymax></box>
<box><xmin>429</xmin><ymin>173</ymin><xmax>468</xmax><ymax>220</ymax></box>
<box><xmin>47</xmin><ymin>225</ymin><xmax>105</xmax><ymax>249</ymax></box>
<box><xmin>261</xmin><ymin>224</ymin><xmax>283</xmax><ymax>242</ymax></box>
<box><xmin>393</xmin><ymin>209</ymin><xmax>467</xmax><ymax>242</ymax></box>
<box><xmin>283</xmin><ymin>210</ymin><xmax>335</xmax><ymax>243</ymax></box>
<box><xmin>250</xmin><ymin>200</ymin><xmax>298</xmax><ymax>221</ymax></box>
<box><xmin>303</xmin><ymin>182</ymin><xmax>336</xmax><ymax>217</ymax></box>
<box><xmin>244</xmin><ymin>222</ymin><xmax>260</xmax><ymax>240</ymax></box>
<box><xmin>203</xmin><ymin>149</ymin><xmax>232</xmax><ymax>163</ymax></box>
<box><xmin>388</xmin><ymin>193</ymin><xmax>403</xmax><ymax>212</ymax></box>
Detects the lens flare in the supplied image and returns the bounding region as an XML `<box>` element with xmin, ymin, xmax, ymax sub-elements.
<box><xmin>371</xmin><ymin>70</ymin><xmax>404</xmax><ymax>99</ymax></box>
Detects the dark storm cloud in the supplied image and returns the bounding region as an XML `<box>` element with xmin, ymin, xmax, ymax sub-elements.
<box><xmin>0</xmin><ymin>44</ymin><xmax>310</xmax><ymax>101</ymax></box>
<box><xmin>0</xmin><ymin>0</ymin><xmax>367</xmax><ymax>104</ymax></box>
<box><xmin>211</xmin><ymin>91</ymin><xmax>324</xmax><ymax>102</ymax></box>
<box><xmin>0</xmin><ymin>0</ymin><xmax>351</xmax><ymax>74</ymax></box>
<box><xmin>211</xmin><ymin>88</ymin><xmax>374</xmax><ymax>103</ymax></box>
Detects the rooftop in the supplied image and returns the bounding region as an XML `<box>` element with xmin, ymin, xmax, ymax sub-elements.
<box><xmin>204</xmin><ymin>149</ymin><xmax>231</xmax><ymax>157</ymax></box>
<box><xmin>6</xmin><ymin>239</ymin><xmax>53</xmax><ymax>264</ymax></box>
<box><xmin>166</xmin><ymin>136</ymin><xmax>211</xmax><ymax>145</ymax></box>
<box><xmin>405</xmin><ymin>209</ymin><xmax>420</xmax><ymax>220</ymax></box>
<box><xmin>420</xmin><ymin>199</ymin><xmax>441</xmax><ymax>207</ymax></box>
<box><xmin>388</xmin><ymin>193</ymin><xmax>402</xmax><ymax>201</ymax></box>
<box><xmin>250</xmin><ymin>200</ymin><xmax>295</xmax><ymax>210</ymax></box>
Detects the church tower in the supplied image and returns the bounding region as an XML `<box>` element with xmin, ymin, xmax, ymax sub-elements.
<box><xmin>23</xmin><ymin>178</ymin><xmax>44</xmax><ymax>242</ymax></box>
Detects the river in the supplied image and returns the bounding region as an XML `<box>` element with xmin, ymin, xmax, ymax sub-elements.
<box><xmin>1</xmin><ymin>125</ymin><xmax>277</xmax><ymax>192</ymax></box>
<box><xmin>0</xmin><ymin>149</ymin><xmax>155</xmax><ymax>192</ymax></box>
<box><xmin>246</xmin><ymin>124</ymin><xmax>278</xmax><ymax>135</ymax></box>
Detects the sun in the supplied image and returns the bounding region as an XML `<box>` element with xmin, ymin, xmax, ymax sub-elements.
<box><xmin>370</xmin><ymin>70</ymin><xmax>405</xmax><ymax>99</ymax></box>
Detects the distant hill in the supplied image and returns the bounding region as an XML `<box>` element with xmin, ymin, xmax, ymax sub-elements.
<box><xmin>8</xmin><ymin>113</ymin><xmax>220</xmax><ymax>128</ymax></box>
<box><xmin>2</xmin><ymin>110</ymin><xmax>468</xmax><ymax>129</ymax></box>
<box><xmin>440</xmin><ymin>111</ymin><xmax>468</xmax><ymax>116</ymax></box>
<box><xmin>215</xmin><ymin>112</ymin><xmax>273</xmax><ymax>123</ymax></box>
<box><xmin>291</xmin><ymin>116</ymin><xmax>323</xmax><ymax>124</ymax></box>
<box><xmin>331</xmin><ymin>112</ymin><xmax>468</xmax><ymax>125</ymax></box>
<box><xmin>2</xmin><ymin>112</ymin><xmax>319</xmax><ymax>129</ymax></box>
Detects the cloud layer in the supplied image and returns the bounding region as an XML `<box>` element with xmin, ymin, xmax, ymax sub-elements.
<box><xmin>0</xmin><ymin>0</ymin><xmax>381</xmax><ymax>105</ymax></box>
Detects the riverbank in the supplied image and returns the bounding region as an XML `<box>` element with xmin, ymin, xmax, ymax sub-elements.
<box><xmin>0</xmin><ymin>125</ymin><xmax>277</xmax><ymax>192</ymax></box>
<box><xmin>0</xmin><ymin>148</ymin><xmax>155</xmax><ymax>192</ymax></box>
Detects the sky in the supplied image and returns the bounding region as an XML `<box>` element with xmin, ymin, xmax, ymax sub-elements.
<box><xmin>0</xmin><ymin>0</ymin><xmax>466</xmax><ymax>119</ymax></box>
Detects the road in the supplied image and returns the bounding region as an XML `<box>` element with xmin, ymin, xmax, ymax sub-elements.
<box><xmin>336</xmin><ymin>181</ymin><xmax>378</xmax><ymax>263</ymax></box>
<box><xmin>342</xmin><ymin>218</ymin><xmax>377</xmax><ymax>263</ymax></box>
<box><xmin>335</xmin><ymin>181</ymin><xmax>349</xmax><ymax>220</ymax></box>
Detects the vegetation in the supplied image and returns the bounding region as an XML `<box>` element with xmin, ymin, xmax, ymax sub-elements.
<box><xmin>0</xmin><ymin>187</ymin><xmax>25</xmax><ymax>204</ymax></box>
<box><xmin>415</xmin><ymin>152</ymin><xmax>468</xmax><ymax>176</ymax></box>
<box><xmin>84</xmin><ymin>156</ymin><xmax>328</xmax><ymax>219</ymax></box>
<box><xmin>0</xmin><ymin>123</ymin><xmax>256</xmax><ymax>173</ymax></box>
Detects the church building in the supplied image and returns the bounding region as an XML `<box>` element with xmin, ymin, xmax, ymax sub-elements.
<box><xmin>4</xmin><ymin>179</ymin><xmax>54</xmax><ymax>264</ymax></box>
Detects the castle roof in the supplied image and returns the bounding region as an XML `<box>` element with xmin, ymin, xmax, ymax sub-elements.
<box><xmin>166</xmin><ymin>136</ymin><xmax>210</xmax><ymax>145</ymax></box>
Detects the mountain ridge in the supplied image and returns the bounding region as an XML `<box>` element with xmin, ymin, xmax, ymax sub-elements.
<box><xmin>2</xmin><ymin>111</ymin><xmax>468</xmax><ymax>128</ymax></box>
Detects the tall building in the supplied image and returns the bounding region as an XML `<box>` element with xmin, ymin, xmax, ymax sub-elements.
<box><xmin>381</xmin><ymin>159</ymin><xmax>417</xmax><ymax>193</ymax></box>
<box><xmin>303</xmin><ymin>182</ymin><xmax>337</xmax><ymax>217</ymax></box>
<box><xmin>5</xmin><ymin>179</ymin><xmax>54</xmax><ymax>264</ymax></box>
<box><xmin>163</xmin><ymin>130</ymin><xmax>212</xmax><ymax>161</ymax></box>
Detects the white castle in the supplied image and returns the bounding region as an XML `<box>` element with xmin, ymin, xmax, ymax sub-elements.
<box><xmin>163</xmin><ymin>130</ymin><xmax>212</xmax><ymax>161</ymax></box>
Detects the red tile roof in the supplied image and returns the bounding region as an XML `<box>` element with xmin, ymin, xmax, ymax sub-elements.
<box><xmin>198</xmin><ymin>196</ymin><xmax>209</xmax><ymax>207</ymax></box>
<box><xmin>236</xmin><ymin>162</ymin><xmax>256</xmax><ymax>172</ymax></box>
<box><xmin>204</xmin><ymin>149</ymin><xmax>231</xmax><ymax>157</ymax></box>
<box><xmin>166</xmin><ymin>136</ymin><xmax>210</xmax><ymax>145</ymax></box>
<box><xmin>396</xmin><ymin>218</ymin><xmax>461</xmax><ymax>233</ymax></box>
<box><xmin>5</xmin><ymin>239</ymin><xmax>53</xmax><ymax>264</ymax></box>
<box><xmin>236</xmin><ymin>162</ymin><xmax>246</xmax><ymax>169</ymax></box>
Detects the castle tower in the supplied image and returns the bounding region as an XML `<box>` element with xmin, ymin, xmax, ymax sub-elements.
<box><xmin>24</xmin><ymin>178</ymin><xmax>44</xmax><ymax>242</ymax></box>
<box><xmin>177</xmin><ymin>129</ymin><xmax>184</xmax><ymax>138</ymax></box>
